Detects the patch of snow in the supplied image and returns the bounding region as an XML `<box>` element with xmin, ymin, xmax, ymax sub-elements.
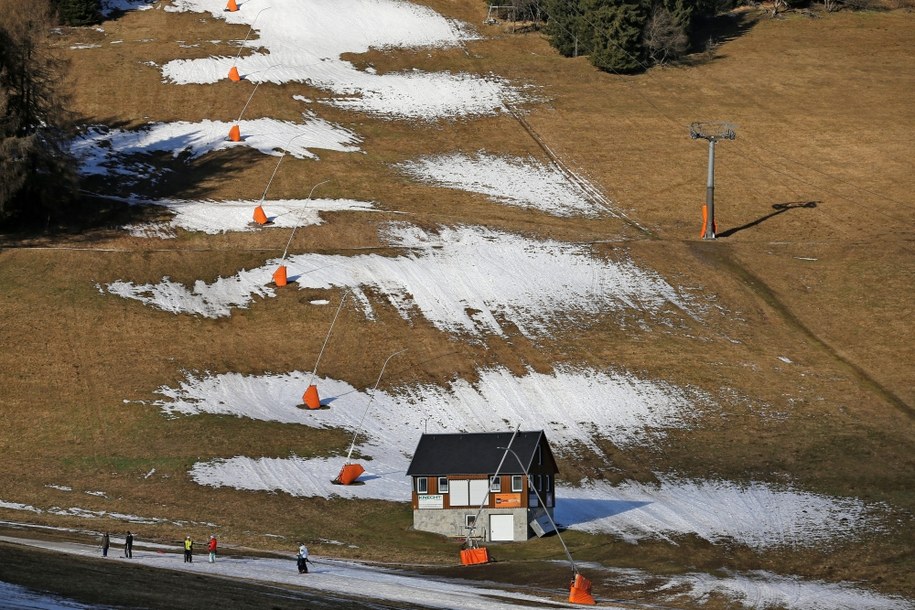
<box><xmin>662</xmin><ymin>570</ymin><xmax>913</xmax><ymax>610</ymax></box>
<box><xmin>555</xmin><ymin>478</ymin><xmax>881</xmax><ymax>549</ymax></box>
<box><xmin>0</xmin><ymin>535</ymin><xmax>590</xmax><ymax>610</ymax></box>
<box><xmin>161</xmin><ymin>0</ymin><xmax>519</xmax><ymax>120</ymax></box>
<box><xmin>0</xmin><ymin>581</ymin><xmax>104</xmax><ymax>610</ymax></box>
<box><xmin>397</xmin><ymin>152</ymin><xmax>601</xmax><ymax>217</ymax></box>
<box><xmin>0</xmin><ymin>501</ymin><xmax>41</xmax><ymax>513</ymax></box>
<box><xmin>105</xmin><ymin>224</ymin><xmax>690</xmax><ymax>336</ymax></box>
<box><xmin>46</xmin><ymin>485</ymin><xmax>73</xmax><ymax>492</ymax></box>
<box><xmin>71</xmin><ymin>116</ymin><xmax>361</xmax><ymax>178</ymax></box>
<box><xmin>101</xmin><ymin>0</ymin><xmax>155</xmax><ymax>17</ymax></box>
<box><xmin>122</xmin><ymin>197</ymin><xmax>375</xmax><ymax>236</ymax></box>
<box><xmin>152</xmin><ymin>365</ymin><xmax>702</xmax><ymax>450</ymax></box>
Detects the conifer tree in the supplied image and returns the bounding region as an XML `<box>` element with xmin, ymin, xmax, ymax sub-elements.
<box><xmin>587</xmin><ymin>1</ymin><xmax>648</xmax><ymax>73</ymax></box>
<box><xmin>0</xmin><ymin>0</ymin><xmax>77</xmax><ymax>227</ymax></box>
<box><xmin>52</xmin><ymin>0</ymin><xmax>101</xmax><ymax>26</ymax></box>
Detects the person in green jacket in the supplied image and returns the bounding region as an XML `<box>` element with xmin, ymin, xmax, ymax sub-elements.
<box><xmin>183</xmin><ymin>535</ymin><xmax>193</xmax><ymax>563</ymax></box>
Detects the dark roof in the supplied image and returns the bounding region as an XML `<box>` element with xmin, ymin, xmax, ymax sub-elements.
<box><xmin>405</xmin><ymin>431</ymin><xmax>556</xmax><ymax>476</ymax></box>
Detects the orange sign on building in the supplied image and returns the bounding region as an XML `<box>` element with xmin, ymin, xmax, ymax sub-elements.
<box><xmin>494</xmin><ymin>493</ymin><xmax>521</xmax><ymax>508</ymax></box>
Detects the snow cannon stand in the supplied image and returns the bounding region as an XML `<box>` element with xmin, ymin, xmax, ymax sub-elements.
<box><xmin>459</xmin><ymin>544</ymin><xmax>490</xmax><ymax>566</ymax></box>
<box><xmin>332</xmin><ymin>463</ymin><xmax>365</xmax><ymax>485</ymax></box>
<box><xmin>568</xmin><ymin>572</ymin><xmax>596</xmax><ymax>605</ymax></box>
<box><xmin>252</xmin><ymin>205</ymin><xmax>269</xmax><ymax>225</ymax></box>
<box><xmin>272</xmin><ymin>265</ymin><xmax>288</xmax><ymax>287</ymax></box>
<box><xmin>298</xmin><ymin>384</ymin><xmax>325</xmax><ymax>410</ymax></box>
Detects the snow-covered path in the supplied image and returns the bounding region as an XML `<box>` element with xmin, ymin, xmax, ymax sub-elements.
<box><xmin>0</xmin><ymin>535</ymin><xmax>593</xmax><ymax>609</ymax></box>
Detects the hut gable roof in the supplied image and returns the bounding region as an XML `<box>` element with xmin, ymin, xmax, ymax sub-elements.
<box><xmin>405</xmin><ymin>430</ymin><xmax>557</xmax><ymax>477</ymax></box>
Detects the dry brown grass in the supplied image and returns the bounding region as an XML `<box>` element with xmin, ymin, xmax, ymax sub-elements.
<box><xmin>0</xmin><ymin>2</ymin><xmax>913</xmax><ymax>605</ymax></box>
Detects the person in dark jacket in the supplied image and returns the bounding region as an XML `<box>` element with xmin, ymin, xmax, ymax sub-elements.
<box><xmin>101</xmin><ymin>532</ymin><xmax>110</xmax><ymax>557</ymax></box>
<box><xmin>125</xmin><ymin>531</ymin><xmax>133</xmax><ymax>558</ymax></box>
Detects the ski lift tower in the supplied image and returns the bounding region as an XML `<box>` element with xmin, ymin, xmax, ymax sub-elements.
<box><xmin>689</xmin><ymin>121</ymin><xmax>736</xmax><ymax>240</ymax></box>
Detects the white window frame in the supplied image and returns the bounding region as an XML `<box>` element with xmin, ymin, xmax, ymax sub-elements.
<box><xmin>465</xmin><ymin>514</ymin><xmax>477</xmax><ymax>528</ymax></box>
<box><xmin>416</xmin><ymin>477</ymin><xmax>428</xmax><ymax>494</ymax></box>
<box><xmin>511</xmin><ymin>475</ymin><xmax>523</xmax><ymax>492</ymax></box>
<box><xmin>490</xmin><ymin>476</ymin><xmax>501</xmax><ymax>492</ymax></box>
<box><xmin>438</xmin><ymin>476</ymin><xmax>449</xmax><ymax>493</ymax></box>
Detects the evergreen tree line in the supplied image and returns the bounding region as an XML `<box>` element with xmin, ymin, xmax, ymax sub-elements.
<box><xmin>52</xmin><ymin>0</ymin><xmax>102</xmax><ymax>27</ymax></box>
<box><xmin>497</xmin><ymin>0</ymin><xmax>734</xmax><ymax>73</ymax></box>
<box><xmin>493</xmin><ymin>0</ymin><xmax>898</xmax><ymax>73</ymax></box>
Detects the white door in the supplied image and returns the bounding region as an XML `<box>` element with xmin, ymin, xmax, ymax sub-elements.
<box><xmin>490</xmin><ymin>514</ymin><xmax>514</xmax><ymax>541</ymax></box>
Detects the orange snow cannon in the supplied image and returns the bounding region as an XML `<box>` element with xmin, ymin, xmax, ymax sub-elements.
<box><xmin>569</xmin><ymin>572</ymin><xmax>596</xmax><ymax>605</ymax></box>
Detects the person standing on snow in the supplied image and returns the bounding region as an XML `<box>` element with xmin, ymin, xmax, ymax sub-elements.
<box><xmin>183</xmin><ymin>535</ymin><xmax>194</xmax><ymax>563</ymax></box>
<box><xmin>125</xmin><ymin>531</ymin><xmax>133</xmax><ymax>558</ymax></box>
<box><xmin>208</xmin><ymin>535</ymin><xmax>217</xmax><ymax>563</ymax></box>
<box><xmin>297</xmin><ymin>542</ymin><xmax>309</xmax><ymax>573</ymax></box>
<box><xmin>101</xmin><ymin>532</ymin><xmax>110</xmax><ymax>557</ymax></box>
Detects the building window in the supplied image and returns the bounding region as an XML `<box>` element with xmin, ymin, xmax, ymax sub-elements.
<box><xmin>465</xmin><ymin>514</ymin><xmax>477</xmax><ymax>529</ymax></box>
<box><xmin>536</xmin><ymin>445</ymin><xmax>542</xmax><ymax>465</ymax></box>
<box><xmin>416</xmin><ymin>477</ymin><xmax>428</xmax><ymax>494</ymax></box>
<box><xmin>490</xmin><ymin>476</ymin><xmax>501</xmax><ymax>492</ymax></box>
<box><xmin>511</xmin><ymin>475</ymin><xmax>523</xmax><ymax>492</ymax></box>
<box><xmin>438</xmin><ymin>476</ymin><xmax>449</xmax><ymax>493</ymax></box>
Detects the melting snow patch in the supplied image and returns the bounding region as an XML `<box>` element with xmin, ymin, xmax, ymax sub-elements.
<box><xmin>106</xmin><ymin>224</ymin><xmax>690</xmax><ymax>335</ymax></box>
<box><xmin>101</xmin><ymin>0</ymin><xmax>154</xmax><ymax>16</ymax></box>
<box><xmin>121</xmin><ymin>197</ymin><xmax>375</xmax><ymax>236</ymax></box>
<box><xmin>0</xmin><ymin>581</ymin><xmax>102</xmax><ymax>610</ymax></box>
<box><xmin>397</xmin><ymin>152</ymin><xmax>602</xmax><ymax>217</ymax></box>
<box><xmin>152</xmin><ymin>366</ymin><xmax>703</xmax><ymax>451</ymax></box>
<box><xmin>161</xmin><ymin>0</ymin><xmax>520</xmax><ymax>120</ymax></box>
<box><xmin>556</xmin><ymin>478</ymin><xmax>882</xmax><ymax>549</ymax></box>
<box><xmin>71</xmin><ymin>117</ymin><xmax>360</xmax><ymax>179</ymax></box>
<box><xmin>663</xmin><ymin>570</ymin><xmax>913</xmax><ymax>610</ymax></box>
<box><xmin>0</xmin><ymin>500</ymin><xmax>42</xmax><ymax>513</ymax></box>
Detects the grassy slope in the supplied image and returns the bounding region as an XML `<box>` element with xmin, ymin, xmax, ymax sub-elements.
<box><xmin>0</xmin><ymin>2</ymin><xmax>912</xmax><ymax>606</ymax></box>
